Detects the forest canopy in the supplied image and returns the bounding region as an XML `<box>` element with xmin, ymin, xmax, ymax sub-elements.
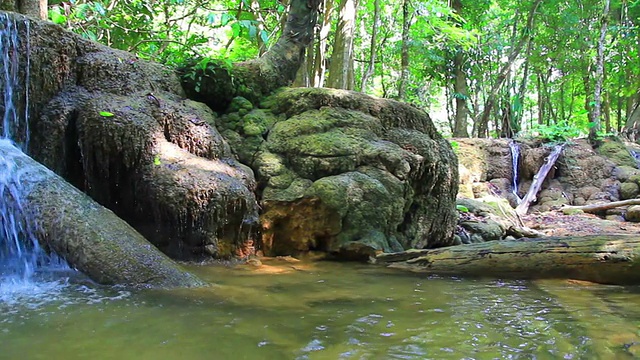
<box><xmin>47</xmin><ymin>0</ymin><xmax>640</xmax><ymax>140</ymax></box>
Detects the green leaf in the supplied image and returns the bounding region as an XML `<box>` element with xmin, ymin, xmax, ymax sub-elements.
<box><xmin>456</xmin><ymin>205</ymin><xmax>469</xmax><ymax>213</ymax></box>
<box><xmin>49</xmin><ymin>8</ymin><xmax>67</xmax><ymax>24</ymax></box>
<box><xmin>154</xmin><ymin>155</ymin><xmax>162</xmax><ymax>166</ymax></box>
<box><xmin>99</xmin><ymin>111</ymin><xmax>115</xmax><ymax>117</ymax></box>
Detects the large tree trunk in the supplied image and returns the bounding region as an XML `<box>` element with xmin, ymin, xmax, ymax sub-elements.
<box><xmin>376</xmin><ymin>235</ymin><xmax>640</xmax><ymax>285</ymax></box>
<box><xmin>181</xmin><ymin>0</ymin><xmax>322</xmax><ymax>111</ymax></box>
<box><xmin>0</xmin><ymin>0</ymin><xmax>46</xmax><ymax>19</ymax></box>
<box><xmin>0</xmin><ymin>140</ymin><xmax>205</xmax><ymax>288</ymax></box>
<box><xmin>326</xmin><ymin>0</ymin><xmax>358</xmax><ymax>90</ymax></box>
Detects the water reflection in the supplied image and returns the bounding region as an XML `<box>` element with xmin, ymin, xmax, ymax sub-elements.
<box><xmin>1</xmin><ymin>260</ymin><xmax>640</xmax><ymax>359</ymax></box>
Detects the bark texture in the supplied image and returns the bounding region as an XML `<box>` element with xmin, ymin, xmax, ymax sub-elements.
<box><xmin>377</xmin><ymin>235</ymin><xmax>640</xmax><ymax>285</ymax></box>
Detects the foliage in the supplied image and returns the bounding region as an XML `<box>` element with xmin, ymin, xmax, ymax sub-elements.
<box><xmin>49</xmin><ymin>0</ymin><xmax>284</xmax><ymax>66</ymax></box>
<box><xmin>523</xmin><ymin>121</ymin><xmax>585</xmax><ymax>142</ymax></box>
<box><xmin>50</xmin><ymin>0</ymin><xmax>640</xmax><ymax>141</ymax></box>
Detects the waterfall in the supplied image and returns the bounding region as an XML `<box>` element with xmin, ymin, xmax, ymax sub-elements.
<box><xmin>508</xmin><ymin>140</ymin><xmax>522</xmax><ymax>203</ymax></box>
<box><xmin>0</xmin><ymin>15</ymin><xmax>68</xmax><ymax>287</ymax></box>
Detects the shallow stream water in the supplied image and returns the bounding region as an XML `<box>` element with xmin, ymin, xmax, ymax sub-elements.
<box><xmin>2</xmin><ymin>259</ymin><xmax>640</xmax><ymax>359</ymax></box>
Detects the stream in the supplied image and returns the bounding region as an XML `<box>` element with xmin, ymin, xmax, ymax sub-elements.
<box><xmin>2</xmin><ymin>259</ymin><xmax>640</xmax><ymax>359</ymax></box>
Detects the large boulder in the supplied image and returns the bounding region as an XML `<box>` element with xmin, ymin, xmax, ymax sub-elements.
<box><xmin>5</xmin><ymin>13</ymin><xmax>259</xmax><ymax>259</ymax></box>
<box><xmin>218</xmin><ymin>88</ymin><xmax>459</xmax><ymax>259</ymax></box>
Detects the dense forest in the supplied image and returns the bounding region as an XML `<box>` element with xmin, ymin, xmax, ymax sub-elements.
<box><xmin>39</xmin><ymin>0</ymin><xmax>640</xmax><ymax>141</ymax></box>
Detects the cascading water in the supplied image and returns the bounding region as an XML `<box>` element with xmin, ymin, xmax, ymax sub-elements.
<box><xmin>0</xmin><ymin>14</ymin><xmax>70</xmax><ymax>300</ymax></box>
<box><xmin>508</xmin><ymin>140</ymin><xmax>522</xmax><ymax>203</ymax></box>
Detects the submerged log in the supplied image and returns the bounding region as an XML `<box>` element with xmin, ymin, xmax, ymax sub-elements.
<box><xmin>0</xmin><ymin>140</ymin><xmax>206</xmax><ymax>288</ymax></box>
<box><xmin>376</xmin><ymin>235</ymin><xmax>640</xmax><ymax>285</ymax></box>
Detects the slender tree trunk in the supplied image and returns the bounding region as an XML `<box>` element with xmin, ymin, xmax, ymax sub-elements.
<box><xmin>536</xmin><ymin>71</ymin><xmax>544</xmax><ymax>125</ymax></box>
<box><xmin>326</xmin><ymin>0</ymin><xmax>358</xmax><ymax>90</ymax></box>
<box><xmin>451</xmin><ymin>0</ymin><xmax>469</xmax><ymax>137</ymax></box>
<box><xmin>590</xmin><ymin>0</ymin><xmax>611</xmax><ymax>142</ymax></box>
<box><xmin>312</xmin><ymin>0</ymin><xmax>333</xmax><ymax>88</ymax></box>
<box><xmin>360</xmin><ymin>0</ymin><xmax>380</xmax><ymax>92</ymax></box>
<box><xmin>397</xmin><ymin>0</ymin><xmax>411</xmax><ymax>100</ymax></box>
<box><xmin>476</xmin><ymin>0</ymin><xmax>542</xmax><ymax>137</ymax></box>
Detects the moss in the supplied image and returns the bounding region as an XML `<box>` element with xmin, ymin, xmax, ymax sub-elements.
<box><xmin>620</xmin><ymin>182</ymin><xmax>640</xmax><ymax>200</ymax></box>
<box><xmin>228</xmin><ymin>96</ymin><xmax>253</xmax><ymax>113</ymax></box>
<box><xmin>242</xmin><ymin>109</ymin><xmax>278</xmax><ymax>136</ymax></box>
<box><xmin>597</xmin><ymin>139</ymin><xmax>637</xmax><ymax>168</ymax></box>
<box><xmin>562</xmin><ymin>208</ymin><xmax>584</xmax><ymax>215</ymax></box>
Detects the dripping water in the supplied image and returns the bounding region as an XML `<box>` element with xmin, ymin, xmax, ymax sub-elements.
<box><xmin>509</xmin><ymin>140</ymin><xmax>522</xmax><ymax>203</ymax></box>
<box><xmin>629</xmin><ymin>149</ymin><xmax>640</xmax><ymax>169</ymax></box>
<box><xmin>0</xmin><ymin>14</ymin><xmax>70</xmax><ymax>302</ymax></box>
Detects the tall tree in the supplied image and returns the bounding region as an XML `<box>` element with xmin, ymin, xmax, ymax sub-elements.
<box><xmin>451</xmin><ymin>0</ymin><xmax>469</xmax><ymax>137</ymax></box>
<box><xmin>397</xmin><ymin>0</ymin><xmax>411</xmax><ymax>100</ymax></box>
<box><xmin>360</xmin><ymin>0</ymin><xmax>380</xmax><ymax>92</ymax></box>
<box><xmin>476</xmin><ymin>0</ymin><xmax>542</xmax><ymax>137</ymax></box>
<box><xmin>327</xmin><ymin>0</ymin><xmax>358</xmax><ymax>89</ymax></box>
<box><xmin>589</xmin><ymin>0</ymin><xmax>611</xmax><ymax>143</ymax></box>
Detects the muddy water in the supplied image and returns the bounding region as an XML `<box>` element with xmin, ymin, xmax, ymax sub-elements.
<box><xmin>2</xmin><ymin>259</ymin><xmax>640</xmax><ymax>359</ymax></box>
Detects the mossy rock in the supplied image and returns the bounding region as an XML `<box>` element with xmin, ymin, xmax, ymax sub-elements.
<box><xmin>250</xmin><ymin>88</ymin><xmax>459</xmax><ymax>255</ymax></box>
<box><xmin>597</xmin><ymin>139</ymin><xmax>637</xmax><ymax>168</ymax></box>
<box><xmin>620</xmin><ymin>182</ymin><xmax>640</xmax><ymax>200</ymax></box>
<box><xmin>242</xmin><ymin>109</ymin><xmax>278</xmax><ymax>136</ymax></box>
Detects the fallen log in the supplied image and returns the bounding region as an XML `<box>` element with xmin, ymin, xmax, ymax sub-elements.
<box><xmin>376</xmin><ymin>235</ymin><xmax>640</xmax><ymax>285</ymax></box>
<box><xmin>563</xmin><ymin>199</ymin><xmax>640</xmax><ymax>213</ymax></box>
<box><xmin>0</xmin><ymin>140</ymin><xmax>206</xmax><ymax>288</ymax></box>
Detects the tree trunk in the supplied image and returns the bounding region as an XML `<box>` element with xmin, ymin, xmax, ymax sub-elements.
<box><xmin>476</xmin><ymin>0</ymin><xmax>542</xmax><ymax>137</ymax></box>
<box><xmin>312</xmin><ymin>0</ymin><xmax>333</xmax><ymax>88</ymax></box>
<box><xmin>326</xmin><ymin>0</ymin><xmax>358</xmax><ymax>90</ymax></box>
<box><xmin>376</xmin><ymin>235</ymin><xmax>640</xmax><ymax>285</ymax></box>
<box><xmin>180</xmin><ymin>0</ymin><xmax>322</xmax><ymax>111</ymax></box>
<box><xmin>590</xmin><ymin>0</ymin><xmax>610</xmax><ymax>143</ymax></box>
<box><xmin>360</xmin><ymin>0</ymin><xmax>380</xmax><ymax>92</ymax></box>
<box><xmin>0</xmin><ymin>140</ymin><xmax>205</xmax><ymax>288</ymax></box>
<box><xmin>397</xmin><ymin>0</ymin><xmax>411</xmax><ymax>100</ymax></box>
<box><xmin>0</xmin><ymin>0</ymin><xmax>46</xmax><ymax>19</ymax></box>
<box><xmin>451</xmin><ymin>0</ymin><xmax>469</xmax><ymax>137</ymax></box>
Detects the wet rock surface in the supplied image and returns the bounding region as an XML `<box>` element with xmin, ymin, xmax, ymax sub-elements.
<box><xmin>10</xmin><ymin>13</ymin><xmax>259</xmax><ymax>259</ymax></box>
